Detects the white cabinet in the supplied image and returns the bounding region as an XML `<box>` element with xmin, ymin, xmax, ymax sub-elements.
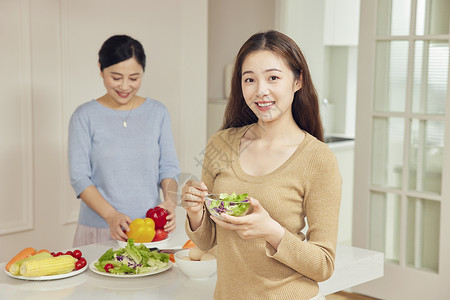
<box><xmin>323</xmin><ymin>0</ymin><xmax>360</xmax><ymax>46</ymax></box>
<box><xmin>329</xmin><ymin>141</ymin><xmax>355</xmax><ymax>246</ymax></box>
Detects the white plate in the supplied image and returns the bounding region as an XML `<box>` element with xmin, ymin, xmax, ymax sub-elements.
<box><xmin>4</xmin><ymin>264</ymin><xmax>88</xmax><ymax>281</ymax></box>
<box><xmin>117</xmin><ymin>236</ymin><xmax>170</xmax><ymax>248</ymax></box>
<box><xmin>89</xmin><ymin>261</ymin><xmax>172</xmax><ymax>278</ymax></box>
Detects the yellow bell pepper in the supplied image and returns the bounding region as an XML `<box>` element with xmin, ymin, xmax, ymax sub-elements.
<box><xmin>127</xmin><ymin>218</ymin><xmax>156</xmax><ymax>243</ymax></box>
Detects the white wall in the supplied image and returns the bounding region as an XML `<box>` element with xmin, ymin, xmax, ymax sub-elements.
<box><xmin>0</xmin><ymin>0</ymin><xmax>207</xmax><ymax>262</ymax></box>
<box><xmin>208</xmin><ymin>0</ymin><xmax>276</xmax><ymax>100</ymax></box>
<box><xmin>277</xmin><ymin>0</ymin><xmax>327</xmax><ymax>99</ymax></box>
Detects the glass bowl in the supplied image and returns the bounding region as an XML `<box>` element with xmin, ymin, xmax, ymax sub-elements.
<box><xmin>205</xmin><ymin>193</ymin><xmax>251</xmax><ymax>220</ymax></box>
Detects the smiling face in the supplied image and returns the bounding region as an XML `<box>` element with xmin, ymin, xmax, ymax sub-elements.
<box><xmin>241</xmin><ymin>50</ymin><xmax>301</xmax><ymax>125</ymax></box>
<box><xmin>100</xmin><ymin>57</ymin><xmax>144</xmax><ymax>108</ymax></box>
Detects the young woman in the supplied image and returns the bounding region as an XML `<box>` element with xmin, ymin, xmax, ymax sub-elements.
<box><xmin>69</xmin><ymin>35</ymin><xmax>180</xmax><ymax>246</ymax></box>
<box><xmin>181</xmin><ymin>30</ymin><xmax>341</xmax><ymax>300</ymax></box>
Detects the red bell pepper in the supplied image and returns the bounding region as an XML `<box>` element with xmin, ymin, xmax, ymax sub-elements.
<box><xmin>146</xmin><ymin>206</ymin><xmax>168</xmax><ymax>229</ymax></box>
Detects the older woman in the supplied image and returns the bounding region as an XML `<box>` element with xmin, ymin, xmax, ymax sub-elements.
<box><xmin>69</xmin><ymin>35</ymin><xmax>180</xmax><ymax>247</ymax></box>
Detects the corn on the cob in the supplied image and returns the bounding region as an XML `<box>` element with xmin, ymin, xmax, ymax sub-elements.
<box><xmin>9</xmin><ymin>252</ymin><xmax>53</xmax><ymax>276</ymax></box>
<box><xmin>19</xmin><ymin>255</ymin><xmax>77</xmax><ymax>277</ymax></box>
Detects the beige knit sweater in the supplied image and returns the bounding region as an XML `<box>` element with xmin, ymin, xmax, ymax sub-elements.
<box><xmin>186</xmin><ymin>125</ymin><xmax>342</xmax><ymax>300</ymax></box>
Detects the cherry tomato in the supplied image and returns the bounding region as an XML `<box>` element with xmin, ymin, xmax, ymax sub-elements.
<box><xmin>73</xmin><ymin>249</ymin><xmax>82</xmax><ymax>260</ymax></box>
<box><xmin>65</xmin><ymin>250</ymin><xmax>73</xmax><ymax>257</ymax></box>
<box><xmin>146</xmin><ymin>206</ymin><xmax>168</xmax><ymax>229</ymax></box>
<box><xmin>75</xmin><ymin>260</ymin><xmax>84</xmax><ymax>270</ymax></box>
<box><xmin>104</xmin><ymin>263</ymin><xmax>114</xmax><ymax>273</ymax></box>
<box><xmin>152</xmin><ymin>228</ymin><xmax>168</xmax><ymax>242</ymax></box>
<box><xmin>78</xmin><ymin>257</ymin><xmax>87</xmax><ymax>268</ymax></box>
<box><xmin>50</xmin><ymin>252</ymin><xmax>56</xmax><ymax>257</ymax></box>
<box><xmin>55</xmin><ymin>252</ymin><xmax>64</xmax><ymax>257</ymax></box>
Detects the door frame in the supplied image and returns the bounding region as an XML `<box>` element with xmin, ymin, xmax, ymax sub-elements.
<box><xmin>352</xmin><ymin>0</ymin><xmax>450</xmax><ymax>299</ymax></box>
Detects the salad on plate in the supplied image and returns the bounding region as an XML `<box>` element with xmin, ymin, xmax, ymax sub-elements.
<box><xmin>93</xmin><ymin>239</ymin><xmax>169</xmax><ymax>275</ymax></box>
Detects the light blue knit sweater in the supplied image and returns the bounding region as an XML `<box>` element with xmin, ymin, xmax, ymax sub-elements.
<box><xmin>68</xmin><ymin>98</ymin><xmax>180</xmax><ymax>228</ymax></box>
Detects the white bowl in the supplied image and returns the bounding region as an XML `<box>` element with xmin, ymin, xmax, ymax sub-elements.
<box><xmin>174</xmin><ymin>249</ymin><xmax>217</xmax><ymax>279</ymax></box>
<box><xmin>117</xmin><ymin>236</ymin><xmax>170</xmax><ymax>248</ymax></box>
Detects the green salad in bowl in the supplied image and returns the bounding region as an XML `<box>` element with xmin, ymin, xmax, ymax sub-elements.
<box><xmin>205</xmin><ymin>193</ymin><xmax>251</xmax><ymax>220</ymax></box>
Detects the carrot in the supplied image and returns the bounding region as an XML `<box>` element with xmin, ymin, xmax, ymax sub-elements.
<box><xmin>182</xmin><ymin>239</ymin><xmax>196</xmax><ymax>249</ymax></box>
<box><xmin>5</xmin><ymin>247</ymin><xmax>36</xmax><ymax>271</ymax></box>
<box><xmin>35</xmin><ymin>249</ymin><xmax>50</xmax><ymax>254</ymax></box>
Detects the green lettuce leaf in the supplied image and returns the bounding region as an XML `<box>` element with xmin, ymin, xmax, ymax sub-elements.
<box><xmin>125</xmin><ymin>239</ymin><xmax>142</xmax><ymax>264</ymax></box>
<box><xmin>97</xmin><ymin>248</ymin><xmax>114</xmax><ymax>263</ymax></box>
<box><xmin>219</xmin><ymin>192</ymin><xmax>248</xmax><ymax>202</ymax></box>
<box><xmin>110</xmin><ymin>264</ymin><xmax>136</xmax><ymax>274</ymax></box>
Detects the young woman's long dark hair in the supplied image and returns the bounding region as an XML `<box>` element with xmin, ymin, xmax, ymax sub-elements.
<box><xmin>221</xmin><ymin>30</ymin><xmax>323</xmax><ymax>141</ymax></box>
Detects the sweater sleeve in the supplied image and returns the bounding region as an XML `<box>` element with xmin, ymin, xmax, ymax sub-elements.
<box><xmin>184</xmin><ymin>133</ymin><xmax>224</xmax><ymax>251</ymax></box>
<box><xmin>68</xmin><ymin>109</ymin><xmax>94</xmax><ymax>197</ymax></box>
<box><xmin>266</xmin><ymin>146</ymin><xmax>342</xmax><ymax>282</ymax></box>
<box><xmin>157</xmin><ymin>107</ymin><xmax>180</xmax><ymax>184</ymax></box>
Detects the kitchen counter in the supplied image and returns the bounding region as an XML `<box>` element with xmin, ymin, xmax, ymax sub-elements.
<box><xmin>0</xmin><ymin>207</ymin><xmax>383</xmax><ymax>299</ymax></box>
<box><xmin>325</xmin><ymin>135</ymin><xmax>355</xmax><ymax>150</ymax></box>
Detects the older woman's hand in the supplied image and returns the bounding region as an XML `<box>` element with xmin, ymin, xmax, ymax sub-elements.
<box><xmin>159</xmin><ymin>200</ymin><xmax>177</xmax><ymax>233</ymax></box>
<box><xmin>105</xmin><ymin>210</ymin><xmax>133</xmax><ymax>242</ymax></box>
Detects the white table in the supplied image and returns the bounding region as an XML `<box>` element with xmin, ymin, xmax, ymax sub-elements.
<box><xmin>0</xmin><ymin>208</ymin><xmax>383</xmax><ymax>299</ymax></box>
<box><xmin>320</xmin><ymin>245</ymin><xmax>384</xmax><ymax>295</ymax></box>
